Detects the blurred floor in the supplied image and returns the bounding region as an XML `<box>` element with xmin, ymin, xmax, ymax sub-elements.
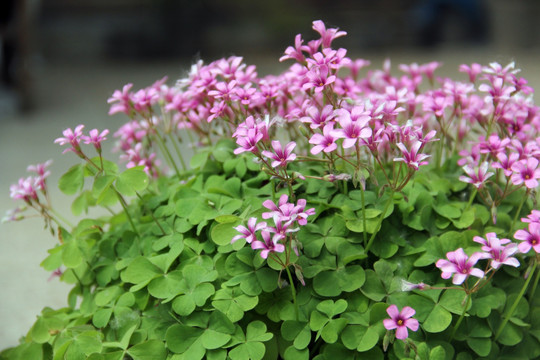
<box><xmin>1</xmin><ymin>46</ymin><xmax>540</xmax><ymax>349</ymax></box>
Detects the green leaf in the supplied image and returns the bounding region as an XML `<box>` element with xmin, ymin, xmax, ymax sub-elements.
<box><xmin>319</xmin><ymin>318</ymin><xmax>348</xmax><ymax>344</ymax></box>
<box><xmin>422</xmin><ymin>304</ymin><xmax>452</xmax><ymax>333</ymax></box>
<box><xmin>341</xmin><ymin>325</ymin><xmax>379</xmax><ymax>352</ymax></box>
<box><xmin>116</xmin><ymin>166</ymin><xmax>149</xmax><ymax>197</ymax></box>
<box><xmin>281</xmin><ymin>321</ymin><xmax>311</xmax><ymax>350</ymax></box>
<box><xmin>451</xmin><ymin>207</ymin><xmax>475</xmax><ymax>229</ymax></box>
<box><xmin>497</xmin><ymin>322</ymin><xmax>523</xmax><ymax>346</ymax></box>
<box><xmin>212</xmin><ymin>288</ymin><xmax>258</xmax><ymax>323</ymax></box>
<box><xmin>59</xmin><ymin>164</ymin><xmax>85</xmax><ymax>195</ymax></box>
<box><xmin>200</xmin><ymin>329</ymin><xmax>231</xmax><ymax>350</ymax></box>
<box><xmin>190</xmin><ymin>151</ymin><xmax>209</xmax><ymax>169</ymax></box>
<box><xmin>316</xmin><ymin>299</ymin><xmax>348</xmax><ymax>318</ymax></box>
<box><xmin>211</xmin><ymin>221</ymin><xmax>242</xmax><ymax>246</ymax></box>
<box><xmin>92</xmin><ymin>308</ymin><xmax>113</xmax><ymax>328</ymax></box>
<box><xmin>127</xmin><ymin>340</ymin><xmax>167</xmax><ymax>360</ymax></box>
<box><xmin>120</xmin><ymin>257</ymin><xmax>162</xmax><ymax>290</ymax></box>
<box><xmin>165</xmin><ymin>325</ymin><xmax>204</xmax><ymax>358</ymax></box>
<box><xmin>62</xmin><ymin>240</ymin><xmax>83</xmax><ymax>269</ymax></box>
<box><xmin>228</xmin><ymin>321</ymin><xmax>272</xmax><ymax>360</ymax></box>
<box><xmin>466</xmin><ymin>337</ymin><xmax>491</xmax><ymax>357</ymax></box>
<box><xmin>360</xmin><ymin>270</ymin><xmax>386</xmax><ymax>301</ymax></box>
<box><xmin>439</xmin><ymin>290</ymin><xmax>470</xmax><ymax>315</ymax></box>
<box><xmin>92</xmin><ymin>174</ymin><xmax>116</xmax><ymax>203</ymax></box>
<box><xmin>283</xmin><ymin>346</ymin><xmax>309</xmax><ymax>360</ymax></box>
<box><xmin>429</xmin><ymin>346</ymin><xmax>446</xmax><ymax>360</ymax></box>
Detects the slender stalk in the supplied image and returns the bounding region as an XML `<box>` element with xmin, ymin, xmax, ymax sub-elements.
<box><xmin>154</xmin><ymin>131</ymin><xmax>181</xmax><ymax>178</ymax></box>
<box><xmin>114</xmin><ymin>189</ymin><xmax>140</xmax><ymax>237</ymax></box>
<box><xmin>465</xmin><ymin>188</ymin><xmax>477</xmax><ymax>210</ymax></box>
<box><xmin>285</xmin><ymin>265</ymin><xmax>299</xmax><ymax>321</ymax></box>
<box><xmin>168</xmin><ymin>132</ymin><xmax>187</xmax><ymax>172</ymax></box>
<box><xmin>510</xmin><ymin>188</ymin><xmax>529</xmax><ymax>235</ymax></box>
<box><xmin>136</xmin><ymin>192</ymin><xmax>166</xmax><ymax>236</ymax></box>
<box><xmin>49</xmin><ymin>208</ymin><xmax>74</xmax><ymax>228</ymax></box>
<box><xmin>450</xmin><ymin>292</ymin><xmax>471</xmax><ymax>341</ymax></box>
<box><xmin>529</xmin><ymin>258</ymin><xmax>540</xmax><ymax>307</ymax></box>
<box><xmin>494</xmin><ymin>259</ymin><xmax>537</xmax><ymax>340</ymax></box>
<box><xmin>364</xmin><ymin>190</ymin><xmax>394</xmax><ymax>254</ymax></box>
<box><xmin>359</xmin><ymin>184</ymin><xmax>367</xmax><ymax>246</ymax></box>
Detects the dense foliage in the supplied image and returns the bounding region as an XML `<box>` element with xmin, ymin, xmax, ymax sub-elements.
<box><xmin>2</xmin><ymin>20</ymin><xmax>540</xmax><ymax>360</ymax></box>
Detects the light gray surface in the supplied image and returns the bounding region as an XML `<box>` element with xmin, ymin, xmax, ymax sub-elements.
<box><xmin>1</xmin><ymin>48</ymin><xmax>539</xmax><ymax>349</ymax></box>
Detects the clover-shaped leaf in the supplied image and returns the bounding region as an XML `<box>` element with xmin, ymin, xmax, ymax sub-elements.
<box><xmin>120</xmin><ymin>257</ymin><xmax>162</xmax><ymax>292</ymax></box>
<box><xmin>171</xmin><ymin>264</ymin><xmax>218</xmax><ymax>316</ymax></box>
<box><xmin>115</xmin><ymin>166</ymin><xmax>148</xmax><ymax>197</ymax></box>
<box><xmin>212</xmin><ymin>287</ymin><xmax>258</xmax><ymax>323</ymax></box>
<box><xmin>165</xmin><ymin>310</ymin><xmax>235</xmax><ymax>359</ymax></box>
<box><xmin>281</xmin><ymin>321</ymin><xmax>311</xmax><ymax>350</ymax></box>
<box><xmin>228</xmin><ymin>321</ymin><xmax>273</xmax><ymax>360</ymax></box>
<box><xmin>310</xmin><ymin>300</ymin><xmax>349</xmax><ymax>343</ymax></box>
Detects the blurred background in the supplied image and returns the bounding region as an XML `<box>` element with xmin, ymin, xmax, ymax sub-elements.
<box><xmin>1</xmin><ymin>0</ymin><xmax>540</xmax><ymax>350</ymax></box>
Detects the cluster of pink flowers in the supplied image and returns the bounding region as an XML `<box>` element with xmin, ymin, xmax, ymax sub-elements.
<box><xmin>54</xmin><ymin>125</ymin><xmax>109</xmax><ymax>158</ymax></box>
<box><xmin>9</xmin><ymin>160</ymin><xmax>52</xmax><ymax>204</ymax></box>
<box><xmin>232</xmin><ymin>194</ymin><xmax>315</xmax><ymax>259</ymax></box>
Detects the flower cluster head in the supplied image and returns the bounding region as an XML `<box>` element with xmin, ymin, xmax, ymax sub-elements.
<box><xmin>383</xmin><ymin>305</ymin><xmax>419</xmax><ymax>340</ymax></box>
<box><xmin>10</xmin><ymin>160</ymin><xmax>53</xmax><ymax>203</ymax></box>
<box><xmin>473</xmin><ymin>232</ymin><xmax>519</xmax><ymax>269</ymax></box>
<box><xmin>435</xmin><ymin>248</ymin><xmax>485</xmax><ymax>285</ymax></box>
<box><xmin>232</xmin><ymin>194</ymin><xmax>315</xmax><ymax>259</ymax></box>
<box><xmin>55</xmin><ymin>125</ymin><xmax>110</xmax><ymax>159</ymax></box>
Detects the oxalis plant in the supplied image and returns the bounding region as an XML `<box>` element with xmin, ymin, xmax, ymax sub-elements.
<box><xmin>2</xmin><ymin>20</ymin><xmax>540</xmax><ymax>360</ymax></box>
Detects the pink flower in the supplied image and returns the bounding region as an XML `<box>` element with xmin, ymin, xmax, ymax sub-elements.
<box><xmin>312</xmin><ymin>20</ymin><xmax>347</xmax><ymax>48</ymax></box>
<box><xmin>331</xmin><ymin>107</ymin><xmax>372</xmax><ymax>148</ymax></box>
<box><xmin>492</xmin><ymin>152</ymin><xmax>519</xmax><ymax>177</ymax></box>
<box><xmin>514</xmin><ymin>222</ymin><xmax>540</xmax><ymax>254</ymax></box>
<box><xmin>9</xmin><ymin>177</ymin><xmax>40</xmax><ymax>202</ymax></box>
<box><xmin>108</xmin><ymin>83</ymin><xmax>133</xmax><ymax>115</ymax></box>
<box><xmin>474</xmin><ymin>233</ymin><xmax>519</xmax><ymax>269</ymax></box>
<box><xmin>54</xmin><ymin>125</ymin><xmax>85</xmax><ymax>156</ymax></box>
<box><xmin>262</xmin><ymin>194</ymin><xmax>315</xmax><ymax>226</ymax></box>
<box><xmin>459</xmin><ymin>63</ymin><xmax>482</xmax><ymax>83</ymax></box>
<box><xmin>300</xmin><ymin>105</ymin><xmax>335</xmax><ymax>129</ymax></box>
<box><xmin>459</xmin><ymin>162</ymin><xmax>494</xmax><ymax>189</ymax></box>
<box><xmin>522</xmin><ymin>210</ymin><xmax>540</xmax><ymax>224</ymax></box>
<box><xmin>511</xmin><ymin>157</ymin><xmax>540</xmax><ymax>188</ymax></box>
<box><xmin>27</xmin><ymin>160</ymin><xmax>52</xmax><ymax>190</ymax></box>
<box><xmin>302</xmin><ymin>65</ymin><xmax>336</xmax><ymax>93</ymax></box>
<box><xmin>81</xmin><ymin>129</ymin><xmax>109</xmax><ymax>152</ymax></box>
<box><xmin>279</xmin><ymin>34</ymin><xmax>308</xmax><ymax>63</ymax></box>
<box><xmin>261</xmin><ymin>141</ymin><xmax>297</xmax><ymax>168</ymax></box>
<box><xmin>435</xmin><ymin>248</ymin><xmax>485</xmax><ymax>285</ymax></box>
<box><xmin>383</xmin><ymin>305</ymin><xmax>419</xmax><ymax>340</ymax></box>
<box><xmin>309</xmin><ymin>123</ymin><xmax>338</xmax><ymax>154</ymax></box>
<box><xmin>394</xmin><ymin>141</ymin><xmax>430</xmax><ymax>170</ymax></box>
<box><xmin>233</xmin><ymin>128</ymin><xmax>263</xmax><ymax>155</ymax></box>
<box><xmin>232</xmin><ymin>217</ymin><xmax>267</xmax><ymax>244</ymax></box>
<box><xmin>251</xmin><ymin>231</ymin><xmax>285</xmax><ymax>259</ymax></box>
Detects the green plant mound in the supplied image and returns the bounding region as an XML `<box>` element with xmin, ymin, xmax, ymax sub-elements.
<box><xmin>2</xmin><ymin>138</ymin><xmax>539</xmax><ymax>360</ymax></box>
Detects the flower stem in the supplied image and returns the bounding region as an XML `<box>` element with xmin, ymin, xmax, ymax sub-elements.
<box><xmin>359</xmin><ymin>184</ymin><xmax>367</xmax><ymax>246</ymax></box>
<box><xmin>450</xmin><ymin>292</ymin><xmax>471</xmax><ymax>341</ymax></box>
<box><xmin>114</xmin><ymin>188</ymin><xmax>140</xmax><ymax>237</ymax></box>
<box><xmin>364</xmin><ymin>190</ymin><xmax>394</xmax><ymax>254</ymax></box>
<box><xmin>494</xmin><ymin>259</ymin><xmax>537</xmax><ymax>341</ymax></box>
<box><xmin>168</xmin><ymin>132</ymin><xmax>187</xmax><ymax>172</ymax></box>
<box><xmin>154</xmin><ymin>131</ymin><xmax>181</xmax><ymax>178</ymax></box>
<box><xmin>510</xmin><ymin>188</ymin><xmax>529</xmax><ymax>235</ymax></box>
<box><xmin>285</xmin><ymin>265</ymin><xmax>299</xmax><ymax>321</ymax></box>
<box><xmin>529</xmin><ymin>256</ymin><xmax>540</xmax><ymax>306</ymax></box>
<box><xmin>465</xmin><ymin>188</ymin><xmax>477</xmax><ymax>210</ymax></box>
